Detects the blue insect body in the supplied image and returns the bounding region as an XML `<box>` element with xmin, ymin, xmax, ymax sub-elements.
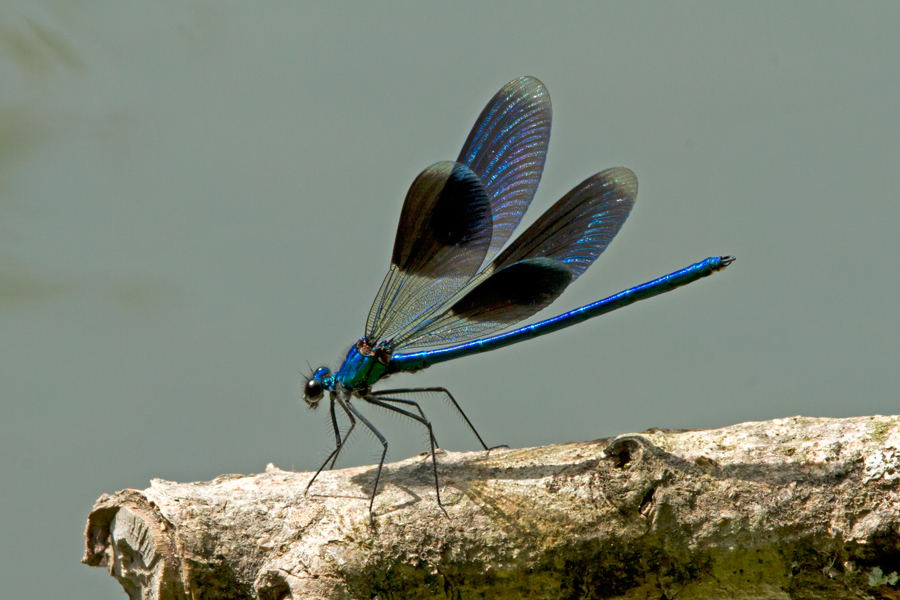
<box><xmin>302</xmin><ymin>77</ymin><xmax>733</xmax><ymax>522</ymax></box>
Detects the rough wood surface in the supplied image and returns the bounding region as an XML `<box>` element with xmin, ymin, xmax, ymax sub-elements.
<box><xmin>83</xmin><ymin>415</ymin><xmax>900</xmax><ymax>599</ymax></box>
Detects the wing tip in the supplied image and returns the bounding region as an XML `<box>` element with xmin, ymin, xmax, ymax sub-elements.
<box><xmin>506</xmin><ymin>76</ymin><xmax>551</xmax><ymax>106</ymax></box>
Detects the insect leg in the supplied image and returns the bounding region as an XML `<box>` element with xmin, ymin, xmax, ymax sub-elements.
<box><xmin>368</xmin><ymin>394</ymin><xmax>440</xmax><ymax>448</ymax></box>
<box><xmin>374</xmin><ymin>387</ymin><xmax>507</xmax><ymax>451</ymax></box>
<box><xmin>365</xmin><ymin>394</ymin><xmax>448</xmax><ymax>518</ymax></box>
<box><xmin>341</xmin><ymin>398</ymin><xmax>389</xmax><ymax>525</ymax></box>
<box><xmin>306</xmin><ymin>393</ymin><xmax>356</xmax><ymax>495</ymax></box>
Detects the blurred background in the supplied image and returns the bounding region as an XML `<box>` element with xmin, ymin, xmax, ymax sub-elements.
<box><xmin>1</xmin><ymin>2</ymin><xmax>897</xmax><ymax>598</ymax></box>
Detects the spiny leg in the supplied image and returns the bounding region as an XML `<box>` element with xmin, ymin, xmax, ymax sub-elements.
<box><xmin>375</xmin><ymin>387</ymin><xmax>507</xmax><ymax>451</ymax></box>
<box><xmin>341</xmin><ymin>398</ymin><xmax>389</xmax><ymax>525</ymax></box>
<box><xmin>329</xmin><ymin>393</ymin><xmax>341</xmax><ymax>448</ymax></box>
<box><xmin>306</xmin><ymin>395</ymin><xmax>357</xmax><ymax>495</ymax></box>
<box><xmin>326</xmin><ymin>395</ymin><xmax>350</xmax><ymax>470</ymax></box>
<box><xmin>371</xmin><ymin>394</ymin><xmax>441</xmax><ymax>448</ymax></box>
<box><xmin>365</xmin><ymin>394</ymin><xmax>448</xmax><ymax>519</ymax></box>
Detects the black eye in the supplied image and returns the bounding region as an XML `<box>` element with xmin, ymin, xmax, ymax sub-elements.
<box><xmin>304</xmin><ymin>379</ymin><xmax>323</xmax><ymax>402</ymax></box>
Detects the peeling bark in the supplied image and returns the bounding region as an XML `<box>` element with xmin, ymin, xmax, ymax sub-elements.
<box><xmin>83</xmin><ymin>415</ymin><xmax>900</xmax><ymax>599</ymax></box>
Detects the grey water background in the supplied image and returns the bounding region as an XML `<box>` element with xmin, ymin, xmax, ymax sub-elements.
<box><xmin>1</xmin><ymin>2</ymin><xmax>897</xmax><ymax>598</ymax></box>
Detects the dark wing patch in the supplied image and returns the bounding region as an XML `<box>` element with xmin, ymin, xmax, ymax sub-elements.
<box><xmin>450</xmin><ymin>258</ymin><xmax>573</xmax><ymax>322</ymax></box>
<box><xmin>392</xmin><ymin>161</ymin><xmax>492</xmax><ymax>278</ymax></box>
<box><xmin>366</xmin><ymin>162</ymin><xmax>493</xmax><ymax>342</ymax></box>
<box><xmin>395</xmin><ymin>258</ymin><xmax>572</xmax><ymax>347</ymax></box>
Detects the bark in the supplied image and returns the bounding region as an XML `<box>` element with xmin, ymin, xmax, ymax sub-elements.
<box><xmin>83</xmin><ymin>415</ymin><xmax>900</xmax><ymax>600</ymax></box>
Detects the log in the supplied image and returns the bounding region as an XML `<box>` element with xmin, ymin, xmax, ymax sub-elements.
<box><xmin>83</xmin><ymin>415</ymin><xmax>900</xmax><ymax>600</ymax></box>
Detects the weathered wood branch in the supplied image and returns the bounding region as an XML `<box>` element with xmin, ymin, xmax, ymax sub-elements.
<box><xmin>83</xmin><ymin>416</ymin><xmax>900</xmax><ymax>599</ymax></box>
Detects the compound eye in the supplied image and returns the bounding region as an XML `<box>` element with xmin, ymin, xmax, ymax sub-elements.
<box><xmin>303</xmin><ymin>379</ymin><xmax>324</xmax><ymax>404</ymax></box>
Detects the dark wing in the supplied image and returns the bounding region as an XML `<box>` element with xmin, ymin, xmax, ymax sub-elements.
<box><xmin>458</xmin><ymin>76</ymin><xmax>552</xmax><ymax>265</ymax></box>
<box><xmin>365</xmin><ymin>162</ymin><xmax>493</xmax><ymax>342</ymax></box>
<box><xmin>393</xmin><ymin>167</ymin><xmax>637</xmax><ymax>349</ymax></box>
<box><xmin>366</xmin><ymin>77</ymin><xmax>552</xmax><ymax>343</ymax></box>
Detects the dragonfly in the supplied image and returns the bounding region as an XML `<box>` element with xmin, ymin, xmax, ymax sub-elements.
<box><xmin>302</xmin><ymin>76</ymin><xmax>733</xmax><ymax>522</ymax></box>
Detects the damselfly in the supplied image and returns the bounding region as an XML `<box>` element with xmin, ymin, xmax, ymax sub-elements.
<box><xmin>302</xmin><ymin>77</ymin><xmax>733</xmax><ymax>522</ymax></box>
